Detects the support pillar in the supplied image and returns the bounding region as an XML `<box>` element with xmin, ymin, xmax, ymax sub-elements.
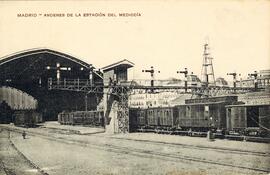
<box><xmin>117</xmin><ymin>87</ymin><xmax>129</xmax><ymax>133</ymax></box>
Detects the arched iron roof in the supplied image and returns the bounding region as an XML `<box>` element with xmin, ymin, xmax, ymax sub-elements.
<box><xmin>0</xmin><ymin>48</ymin><xmax>90</xmax><ymax>67</ymax></box>
<box><xmin>0</xmin><ymin>48</ymin><xmax>103</xmax><ymax>79</ymax></box>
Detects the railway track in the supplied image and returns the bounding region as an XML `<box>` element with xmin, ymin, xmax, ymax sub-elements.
<box><xmin>0</xmin><ymin>129</ymin><xmax>48</xmax><ymax>175</ymax></box>
<box><xmin>5</xmin><ymin>126</ymin><xmax>269</xmax><ymax>157</ymax></box>
<box><xmin>46</xmin><ymin>126</ymin><xmax>270</xmax><ymax>157</ymax></box>
<box><xmin>0</xmin><ymin>129</ymin><xmax>16</xmax><ymax>175</ymax></box>
<box><xmin>8</xmin><ymin>136</ymin><xmax>49</xmax><ymax>175</ymax></box>
<box><xmin>0</xmin><ymin>159</ymin><xmax>16</xmax><ymax>175</ymax></box>
<box><xmin>104</xmin><ymin>136</ymin><xmax>270</xmax><ymax>157</ymax></box>
<box><xmin>38</xmin><ymin>126</ymin><xmax>269</xmax><ymax>157</ymax></box>
<box><xmin>7</xmin><ymin>128</ymin><xmax>270</xmax><ymax>174</ymax></box>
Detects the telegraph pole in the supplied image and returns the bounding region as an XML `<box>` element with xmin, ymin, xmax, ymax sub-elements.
<box><xmin>177</xmin><ymin>68</ymin><xmax>188</xmax><ymax>93</ymax></box>
<box><xmin>142</xmin><ymin>66</ymin><xmax>160</xmax><ymax>92</ymax></box>
<box><xmin>248</xmin><ymin>71</ymin><xmax>258</xmax><ymax>91</ymax></box>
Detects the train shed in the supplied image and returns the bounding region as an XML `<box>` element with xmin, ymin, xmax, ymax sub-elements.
<box><xmin>0</xmin><ymin>48</ymin><xmax>103</xmax><ymax>121</ymax></box>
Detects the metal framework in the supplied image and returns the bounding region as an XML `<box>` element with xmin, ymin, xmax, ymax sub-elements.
<box><xmin>201</xmin><ymin>43</ymin><xmax>216</xmax><ymax>87</ymax></box>
<box><xmin>48</xmin><ymin>78</ymin><xmax>256</xmax><ymax>95</ymax></box>
<box><xmin>116</xmin><ymin>86</ymin><xmax>130</xmax><ymax>133</ymax></box>
<box><xmin>48</xmin><ymin>78</ymin><xmax>260</xmax><ymax>133</ymax></box>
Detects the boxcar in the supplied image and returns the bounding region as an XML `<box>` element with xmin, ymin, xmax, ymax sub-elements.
<box><xmin>146</xmin><ymin>108</ymin><xmax>157</xmax><ymax>127</ymax></box>
<box><xmin>58</xmin><ymin>111</ymin><xmax>104</xmax><ymax>126</ymax></box>
<box><xmin>92</xmin><ymin>111</ymin><xmax>104</xmax><ymax>126</ymax></box>
<box><xmin>129</xmin><ymin>108</ymin><xmax>147</xmax><ymax>131</ymax></box>
<box><xmin>158</xmin><ymin>107</ymin><xmax>175</xmax><ymax>128</ymax></box>
<box><xmin>174</xmin><ymin>96</ymin><xmax>238</xmax><ymax>132</ymax></box>
<box><xmin>14</xmin><ymin>110</ymin><xmax>43</xmax><ymax>127</ymax></box>
<box><xmin>146</xmin><ymin>107</ymin><xmax>174</xmax><ymax>130</ymax></box>
<box><xmin>73</xmin><ymin>112</ymin><xmax>84</xmax><ymax>125</ymax></box>
<box><xmin>226</xmin><ymin>104</ymin><xmax>270</xmax><ymax>136</ymax></box>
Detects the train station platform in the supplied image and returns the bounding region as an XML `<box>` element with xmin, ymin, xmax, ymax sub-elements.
<box><xmin>41</xmin><ymin>121</ymin><xmax>105</xmax><ymax>135</ymax></box>
<box><xmin>0</xmin><ymin>122</ymin><xmax>105</xmax><ymax>135</ymax></box>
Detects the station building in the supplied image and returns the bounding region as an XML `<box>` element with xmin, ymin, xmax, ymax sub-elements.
<box><xmin>129</xmin><ymin>91</ymin><xmax>181</xmax><ymax>108</ymax></box>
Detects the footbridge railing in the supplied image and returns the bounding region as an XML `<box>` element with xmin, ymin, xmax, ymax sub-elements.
<box><xmin>48</xmin><ymin>78</ymin><xmax>259</xmax><ymax>97</ymax></box>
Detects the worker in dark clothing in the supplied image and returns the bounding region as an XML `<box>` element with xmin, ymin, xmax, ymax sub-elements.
<box><xmin>22</xmin><ymin>131</ymin><xmax>26</xmax><ymax>139</ymax></box>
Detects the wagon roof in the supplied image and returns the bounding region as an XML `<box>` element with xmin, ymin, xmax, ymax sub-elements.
<box><xmin>145</xmin><ymin>107</ymin><xmax>174</xmax><ymax>109</ymax></box>
<box><xmin>176</xmin><ymin>101</ymin><xmax>232</xmax><ymax>106</ymax></box>
<box><xmin>225</xmin><ymin>104</ymin><xmax>270</xmax><ymax>107</ymax></box>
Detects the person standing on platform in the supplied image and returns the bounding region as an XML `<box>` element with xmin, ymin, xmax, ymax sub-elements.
<box><xmin>22</xmin><ymin>131</ymin><xmax>26</xmax><ymax>139</ymax></box>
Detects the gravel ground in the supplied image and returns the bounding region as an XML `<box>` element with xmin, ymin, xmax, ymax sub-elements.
<box><xmin>2</xmin><ymin>124</ymin><xmax>269</xmax><ymax>154</ymax></box>
<box><xmin>0</xmin><ymin>129</ymin><xmax>43</xmax><ymax>175</ymax></box>
<box><xmin>2</xmin><ymin>125</ymin><xmax>269</xmax><ymax>175</ymax></box>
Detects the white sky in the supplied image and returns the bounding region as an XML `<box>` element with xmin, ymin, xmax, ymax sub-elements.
<box><xmin>0</xmin><ymin>0</ymin><xmax>269</xmax><ymax>82</ymax></box>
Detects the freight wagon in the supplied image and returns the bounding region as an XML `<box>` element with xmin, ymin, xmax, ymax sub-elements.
<box><xmin>226</xmin><ymin>104</ymin><xmax>270</xmax><ymax>137</ymax></box>
<box><xmin>175</xmin><ymin>96</ymin><xmax>238</xmax><ymax>132</ymax></box>
<box><xmin>14</xmin><ymin>110</ymin><xmax>43</xmax><ymax>127</ymax></box>
<box><xmin>147</xmin><ymin>107</ymin><xmax>175</xmax><ymax>132</ymax></box>
<box><xmin>129</xmin><ymin>96</ymin><xmax>239</xmax><ymax>134</ymax></box>
<box><xmin>58</xmin><ymin>111</ymin><xmax>104</xmax><ymax>126</ymax></box>
<box><xmin>129</xmin><ymin>108</ymin><xmax>147</xmax><ymax>132</ymax></box>
<box><xmin>129</xmin><ymin>107</ymin><xmax>175</xmax><ymax>133</ymax></box>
